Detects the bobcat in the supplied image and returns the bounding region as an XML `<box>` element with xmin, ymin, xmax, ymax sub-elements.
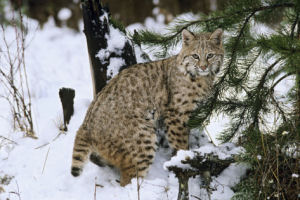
<box><xmin>71</xmin><ymin>29</ymin><xmax>224</xmax><ymax>186</ymax></box>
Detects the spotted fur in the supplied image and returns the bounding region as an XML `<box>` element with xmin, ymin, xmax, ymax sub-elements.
<box><xmin>71</xmin><ymin>29</ymin><xmax>224</xmax><ymax>186</ymax></box>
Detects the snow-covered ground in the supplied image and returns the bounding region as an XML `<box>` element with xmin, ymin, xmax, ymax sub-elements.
<box><xmin>0</xmin><ymin>14</ymin><xmax>250</xmax><ymax>200</ymax></box>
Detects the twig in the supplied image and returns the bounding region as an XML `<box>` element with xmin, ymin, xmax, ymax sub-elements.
<box><xmin>191</xmin><ymin>195</ymin><xmax>201</xmax><ymax>200</ymax></box>
<box><xmin>9</xmin><ymin>180</ymin><xmax>22</xmax><ymax>200</ymax></box>
<box><xmin>94</xmin><ymin>177</ymin><xmax>104</xmax><ymax>200</ymax></box>
<box><xmin>275</xmin><ymin>136</ymin><xmax>280</xmax><ymax>200</ymax></box>
<box><xmin>257</xmin><ymin>59</ymin><xmax>281</xmax><ymax>91</ymax></box>
<box><xmin>94</xmin><ymin>177</ymin><xmax>97</xmax><ymax>200</ymax></box>
<box><xmin>250</xmin><ymin>59</ymin><xmax>282</xmax><ymax>127</ymax></box>
<box><xmin>270</xmin><ymin>72</ymin><xmax>293</xmax><ymax>92</ymax></box>
<box><xmin>290</xmin><ymin>13</ymin><xmax>299</xmax><ymax>40</ymax></box>
<box><xmin>270</xmin><ymin>95</ymin><xmax>289</xmax><ymax>124</ymax></box>
<box><xmin>95</xmin><ymin>183</ymin><xmax>104</xmax><ymax>188</ymax></box>
<box><xmin>203</xmin><ymin>127</ymin><xmax>216</xmax><ymax>146</ymax></box>
<box><xmin>35</xmin><ymin>142</ymin><xmax>50</xmax><ymax>149</ymax></box>
<box><xmin>260</xmin><ymin>129</ymin><xmax>267</xmax><ymax>157</ymax></box>
<box><xmin>136</xmin><ymin>171</ymin><xmax>142</xmax><ymax>200</ymax></box>
<box><xmin>0</xmin><ymin>135</ymin><xmax>18</xmax><ymax>145</ymax></box>
<box><xmin>52</xmin><ymin>132</ymin><xmax>66</xmax><ymax>142</ymax></box>
<box><xmin>41</xmin><ymin>146</ymin><xmax>50</xmax><ymax>174</ymax></box>
<box><xmin>144</xmin><ymin>182</ymin><xmax>170</xmax><ymax>200</ymax></box>
<box><xmin>16</xmin><ymin>180</ymin><xmax>21</xmax><ymax>200</ymax></box>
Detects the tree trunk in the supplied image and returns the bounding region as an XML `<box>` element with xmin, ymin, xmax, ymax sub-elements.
<box><xmin>296</xmin><ymin>69</ymin><xmax>300</xmax><ymax>132</ymax></box>
<box><xmin>177</xmin><ymin>172</ymin><xmax>189</xmax><ymax>200</ymax></box>
<box><xmin>81</xmin><ymin>0</ymin><xmax>136</xmax><ymax>97</ymax></box>
<box><xmin>296</xmin><ymin>22</ymin><xmax>300</xmax><ymax>133</ymax></box>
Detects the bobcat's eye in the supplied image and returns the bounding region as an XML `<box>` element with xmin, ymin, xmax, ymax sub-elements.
<box><xmin>192</xmin><ymin>54</ymin><xmax>199</xmax><ymax>59</ymax></box>
<box><xmin>207</xmin><ymin>53</ymin><xmax>214</xmax><ymax>59</ymax></box>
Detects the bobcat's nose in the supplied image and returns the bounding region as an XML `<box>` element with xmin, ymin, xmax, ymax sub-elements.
<box><xmin>200</xmin><ymin>66</ymin><xmax>207</xmax><ymax>71</ymax></box>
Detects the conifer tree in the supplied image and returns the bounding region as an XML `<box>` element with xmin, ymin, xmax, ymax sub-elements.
<box><xmin>132</xmin><ymin>0</ymin><xmax>299</xmax><ymax>199</ymax></box>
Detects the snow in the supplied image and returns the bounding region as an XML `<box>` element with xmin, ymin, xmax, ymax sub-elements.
<box><xmin>195</xmin><ymin>143</ymin><xmax>240</xmax><ymax>160</ymax></box>
<box><xmin>0</xmin><ymin>14</ymin><xmax>248</xmax><ymax>200</ymax></box>
<box><xmin>257</xmin><ymin>155</ymin><xmax>262</xmax><ymax>160</ymax></box>
<box><xmin>292</xmin><ymin>174</ymin><xmax>299</xmax><ymax>178</ymax></box>
<box><xmin>164</xmin><ymin>140</ymin><xmax>245</xmax><ymax>169</ymax></box>
<box><xmin>152</xmin><ymin>7</ymin><xmax>160</xmax><ymax>16</ymax></box>
<box><xmin>103</xmin><ymin>24</ymin><xmax>127</xmax><ymax>78</ymax></box>
<box><xmin>153</xmin><ymin>0</ymin><xmax>159</xmax><ymax>5</ymax></box>
<box><xmin>281</xmin><ymin>131</ymin><xmax>289</xmax><ymax>135</ymax></box>
<box><xmin>214</xmin><ymin>163</ymin><xmax>249</xmax><ymax>188</ymax></box>
<box><xmin>163</xmin><ymin>150</ymin><xmax>196</xmax><ymax>170</ymax></box>
<box><xmin>107</xmin><ymin>57</ymin><xmax>125</xmax><ymax>79</ymax></box>
<box><xmin>106</xmin><ymin>26</ymin><xmax>127</xmax><ymax>52</ymax></box>
<box><xmin>96</xmin><ymin>11</ymin><xmax>129</xmax><ymax>79</ymax></box>
<box><xmin>282</xmin><ymin>142</ymin><xmax>300</xmax><ymax>159</ymax></box>
<box><xmin>58</xmin><ymin>8</ymin><xmax>72</xmax><ymax>21</ymax></box>
<box><xmin>96</xmin><ymin>49</ymin><xmax>110</xmax><ymax>63</ymax></box>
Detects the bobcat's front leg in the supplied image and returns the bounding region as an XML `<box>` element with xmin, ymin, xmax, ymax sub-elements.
<box><xmin>164</xmin><ymin>108</ymin><xmax>190</xmax><ymax>150</ymax></box>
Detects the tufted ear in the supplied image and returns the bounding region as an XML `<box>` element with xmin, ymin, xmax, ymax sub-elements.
<box><xmin>210</xmin><ymin>28</ymin><xmax>223</xmax><ymax>46</ymax></box>
<box><xmin>182</xmin><ymin>29</ymin><xmax>195</xmax><ymax>46</ymax></box>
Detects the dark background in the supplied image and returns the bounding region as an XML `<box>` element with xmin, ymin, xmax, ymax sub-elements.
<box><xmin>8</xmin><ymin>0</ymin><xmax>228</xmax><ymax>30</ymax></box>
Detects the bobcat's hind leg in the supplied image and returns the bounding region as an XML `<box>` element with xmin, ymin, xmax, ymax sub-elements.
<box><xmin>90</xmin><ymin>152</ymin><xmax>106</xmax><ymax>167</ymax></box>
<box><xmin>71</xmin><ymin>126</ymin><xmax>91</xmax><ymax>177</ymax></box>
<box><xmin>119</xmin><ymin>147</ymin><xmax>156</xmax><ymax>186</ymax></box>
<box><xmin>164</xmin><ymin>108</ymin><xmax>190</xmax><ymax>150</ymax></box>
<box><xmin>119</xmin><ymin>119</ymin><xmax>157</xmax><ymax>186</ymax></box>
<box><xmin>120</xmin><ymin>164</ymin><xmax>136</xmax><ymax>186</ymax></box>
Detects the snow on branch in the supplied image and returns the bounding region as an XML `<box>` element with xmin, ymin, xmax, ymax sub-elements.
<box><xmin>164</xmin><ymin>140</ymin><xmax>248</xmax><ymax>200</ymax></box>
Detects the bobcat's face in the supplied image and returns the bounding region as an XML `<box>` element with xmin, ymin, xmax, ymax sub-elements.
<box><xmin>178</xmin><ymin>29</ymin><xmax>224</xmax><ymax>77</ymax></box>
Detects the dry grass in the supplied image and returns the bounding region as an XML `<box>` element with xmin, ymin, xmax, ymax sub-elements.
<box><xmin>0</xmin><ymin>8</ymin><xmax>35</xmax><ymax>138</ymax></box>
<box><xmin>235</xmin><ymin>129</ymin><xmax>300</xmax><ymax>200</ymax></box>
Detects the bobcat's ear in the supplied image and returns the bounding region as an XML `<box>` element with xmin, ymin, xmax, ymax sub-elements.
<box><xmin>210</xmin><ymin>28</ymin><xmax>223</xmax><ymax>46</ymax></box>
<box><xmin>182</xmin><ymin>29</ymin><xmax>195</xmax><ymax>46</ymax></box>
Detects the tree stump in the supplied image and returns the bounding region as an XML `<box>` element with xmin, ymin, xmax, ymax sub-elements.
<box><xmin>59</xmin><ymin>87</ymin><xmax>75</xmax><ymax>131</ymax></box>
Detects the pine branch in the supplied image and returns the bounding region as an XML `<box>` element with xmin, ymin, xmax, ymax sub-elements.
<box><xmin>132</xmin><ymin>2</ymin><xmax>295</xmax><ymax>50</ymax></box>
<box><xmin>270</xmin><ymin>95</ymin><xmax>288</xmax><ymax>124</ymax></box>
<box><xmin>231</xmin><ymin>50</ymin><xmax>261</xmax><ymax>86</ymax></box>
<box><xmin>257</xmin><ymin>59</ymin><xmax>281</xmax><ymax>92</ymax></box>
<box><xmin>219</xmin><ymin>11</ymin><xmax>256</xmax><ymax>87</ymax></box>
<box><xmin>270</xmin><ymin>72</ymin><xmax>294</xmax><ymax>92</ymax></box>
<box><xmin>218</xmin><ymin>112</ymin><xmax>247</xmax><ymax>142</ymax></box>
<box><xmin>190</xmin><ymin>11</ymin><xmax>258</xmax><ymax>128</ymax></box>
<box><xmin>250</xmin><ymin>60</ymin><xmax>281</xmax><ymax>127</ymax></box>
<box><xmin>291</xmin><ymin>12</ymin><xmax>299</xmax><ymax>40</ymax></box>
<box><xmin>268</xmin><ymin>72</ymin><xmax>294</xmax><ymax>127</ymax></box>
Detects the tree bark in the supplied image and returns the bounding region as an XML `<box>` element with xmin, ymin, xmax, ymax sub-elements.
<box><xmin>296</xmin><ymin>22</ymin><xmax>300</xmax><ymax>133</ymax></box>
<box><xmin>81</xmin><ymin>0</ymin><xmax>136</xmax><ymax>97</ymax></box>
<box><xmin>296</xmin><ymin>68</ymin><xmax>300</xmax><ymax>133</ymax></box>
<box><xmin>177</xmin><ymin>171</ymin><xmax>190</xmax><ymax>200</ymax></box>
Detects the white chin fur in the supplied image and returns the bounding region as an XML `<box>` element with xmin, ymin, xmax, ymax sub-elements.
<box><xmin>197</xmin><ymin>71</ymin><xmax>210</xmax><ymax>76</ymax></box>
<box><xmin>195</xmin><ymin>68</ymin><xmax>210</xmax><ymax>76</ymax></box>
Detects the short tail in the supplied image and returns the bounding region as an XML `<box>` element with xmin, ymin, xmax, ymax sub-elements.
<box><xmin>71</xmin><ymin>127</ymin><xmax>91</xmax><ymax>177</ymax></box>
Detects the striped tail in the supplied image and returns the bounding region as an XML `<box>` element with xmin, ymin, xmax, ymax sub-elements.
<box><xmin>71</xmin><ymin>127</ymin><xmax>91</xmax><ymax>177</ymax></box>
